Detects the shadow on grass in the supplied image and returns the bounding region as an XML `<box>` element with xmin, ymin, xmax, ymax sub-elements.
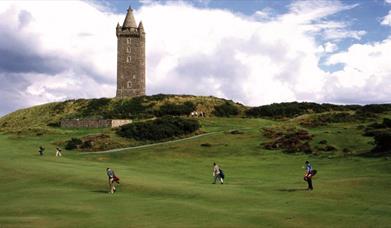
<box><xmin>358</xmin><ymin>150</ymin><xmax>391</xmax><ymax>158</ymax></box>
<box><xmin>277</xmin><ymin>188</ymin><xmax>307</xmax><ymax>192</ymax></box>
<box><xmin>91</xmin><ymin>190</ymin><xmax>109</xmax><ymax>194</ymax></box>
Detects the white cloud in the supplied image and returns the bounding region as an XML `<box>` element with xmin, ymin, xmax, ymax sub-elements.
<box><xmin>381</xmin><ymin>10</ymin><xmax>391</xmax><ymax>26</ymax></box>
<box><xmin>138</xmin><ymin>1</ymin><xmax>362</xmax><ymax>105</ymax></box>
<box><xmin>0</xmin><ymin>0</ymin><xmax>389</xmax><ymax>115</ymax></box>
<box><xmin>318</xmin><ymin>42</ymin><xmax>338</xmax><ymax>53</ymax></box>
<box><xmin>0</xmin><ymin>1</ymin><xmax>119</xmax><ymax>112</ymax></box>
<box><xmin>324</xmin><ymin>38</ymin><xmax>391</xmax><ymax>103</ymax></box>
<box><xmin>386</xmin><ymin>0</ymin><xmax>391</xmax><ymax>4</ymax></box>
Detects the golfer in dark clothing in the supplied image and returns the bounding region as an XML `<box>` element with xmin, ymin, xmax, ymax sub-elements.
<box><xmin>304</xmin><ymin>161</ymin><xmax>314</xmax><ymax>190</ymax></box>
<box><xmin>38</xmin><ymin>146</ymin><xmax>45</xmax><ymax>156</ymax></box>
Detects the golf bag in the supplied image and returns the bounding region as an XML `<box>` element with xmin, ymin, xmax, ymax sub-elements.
<box><xmin>113</xmin><ymin>175</ymin><xmax>120</xmax><ymax>184</ymax></box>
<box><xmin>219</xmin><ymin>169</ymin><xmax>225</xmax><ymax>179</ymax></box>
<box><xmin>304</xmin><ymin>169</ymin><xmax>317</xmax><ymax>181</ymax></box>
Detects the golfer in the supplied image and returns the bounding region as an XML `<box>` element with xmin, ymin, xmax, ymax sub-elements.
<box><xmin>212</xmin><ymin>162</ymin><xmax>224</xmax><ymax>184</ymax></box>
<box><xmin>106</xmin><ymin>168</ymin><xmax>116</xmax><ymax>194</ymax></box>
<box><xmin>38</xmin><ymin>146</ymin><xmax>45</xmax><ymax>156</ymax></box>
<box><xmin>55</xmin><ymin>147</ymin><xmax>62</xmax><ymax>157</ymax></box>
<box><xmin>304</xmin><ymin>161</ymin><xmax>314</xmax><ymax>190</ymax></box>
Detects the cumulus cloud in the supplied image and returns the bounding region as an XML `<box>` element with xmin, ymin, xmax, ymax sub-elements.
<box><xmin>381</xmin><ymin>10</ymin><xmax>391</xmax><ymax>26</ymax></box>
<box><xmin>318</xmin><ymin>42</ymin><xmax>338</xmax><ymax>53</ymax></box>
<box><xmin>139</xmin><ymin>1</ymin><xmax>362</xmax><ymax>105</ymax></box>
<box><xmin>0</xmin><ymin>1</ymin><xmax>118</xmax><ymax>115</ymax></box>
<box><xmin>325</xmin><ymin>38</ymin><xmax>391</xmax><ymax>103</ymax></box>
<box><xmin>0</xmin><ymin>0</ymin><xmax>389</xmax><ymax>116</ymax></box>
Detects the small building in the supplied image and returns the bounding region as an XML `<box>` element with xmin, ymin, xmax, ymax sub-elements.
<box><xmin>60</xmin><ymin>119</ymin><xmax>132</xmax><ymax>128</ymax></box>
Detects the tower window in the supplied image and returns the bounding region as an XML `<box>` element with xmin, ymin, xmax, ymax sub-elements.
<box><xmin>127</xmin><ymin>81</ymin><xmax>132</xmax><ymax>88</ymax></box>
<box><xmin>133</xmin><ymin>74</ymin><xmax>136</xmax><ymax>79</ymax></box>
<box><xmin>126</xmin><ymin>56</ymin><xmax>131</xmax><ymax>63</ymax></box>
<box><xmin>127</xmin><ymin>47</ymin><xmax>131</xmax><ymax>53</ymax></box>
<box><xmin>127</xmin><ymin>38</ymin><xmax>131</xmax><ymax>44</ymax></box>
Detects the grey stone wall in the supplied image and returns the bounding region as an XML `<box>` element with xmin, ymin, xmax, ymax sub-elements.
<box><xmin>61</xmin><ymin>119</ymin><xmax>132</xmax><ymax>128</ymax></box>
<box><xmin>61</xmin><ymin>119</ymin><xmax>112</xmax><ymax>128</ymax></box>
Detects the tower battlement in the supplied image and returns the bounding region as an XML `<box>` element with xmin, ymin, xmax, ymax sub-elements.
<box><xmin>116</xmin><ymin>7</ymin><xmax>146</xmax><ymax>98</ymax></box>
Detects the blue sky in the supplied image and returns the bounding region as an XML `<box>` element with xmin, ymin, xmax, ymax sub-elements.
<box><xmin>0</xmin><ymin>0</ymin><xmax>390</xmax><ymax>116</ymax></box>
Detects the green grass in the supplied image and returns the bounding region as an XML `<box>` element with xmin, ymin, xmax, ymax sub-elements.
<box><xmin>0</xmin><ymin>117</ymin><xmax>390</xmax><ymax>227</ymax></box>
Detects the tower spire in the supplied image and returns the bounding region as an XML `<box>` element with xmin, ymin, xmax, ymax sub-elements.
<box><xmin>122</xmin><ymin>5</ymin><xmax>137</xmax><ymax>28</ymax></box>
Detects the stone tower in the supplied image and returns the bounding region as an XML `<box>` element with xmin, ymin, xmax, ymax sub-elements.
<box><xmin>116</xmin><ymin>6</ymin><xmax>145</xmax><ymax>98</ymax></box>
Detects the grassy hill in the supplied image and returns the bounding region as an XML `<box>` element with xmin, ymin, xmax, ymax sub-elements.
<box><xmin>0</xmin><ymin>116</ymin><xmax>391</xmax><ymax>227</ymax></box>
<box><xmin>0</xmin><ymin>94</ymin><xmax>245</xmax><ymax>133</ymax></box>
<box><xmin>1</xmin><ymin>97</ymin><xmax>391</xmax><ymax>227</ymax></box>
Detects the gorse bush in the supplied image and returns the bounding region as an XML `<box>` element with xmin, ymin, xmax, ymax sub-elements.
<box><xmin>110</xmin><ymin>97</ymin><xmax>150</xmax><ymax>119</ymax></box>
<box><xmin>213</xmin><ymin>102</ymin><xmax>239</xmax><ymax>117</ymax></box>
<box><xmin>116</xmin><ymin>116</ymin><xmax>200</xmax><ymax>141</ymax></box>
<box><xmin>80</xmin><ymin>98</ymin><xmax>111</xmax><ymax>117</ymax></box>
<box><xmin>363</xmin><ymin>118</ymin><xmax>391</xmax><ymax>136</ymax></box>
<box><xmin>64</xmin><ymin>138</ymin><xmax>82</xmax><ymax>150</ymax></box>
<box><xmin>361</xmin><ymin>104</ymin><xmax>391</xmax><ymax>113</ymax></box>
<box><xmin>156</xmin><ymin>102</ymin><xmax>195</xmax><ymax>116</ymax></box>
<box><xmin>246</xmin><ymin>102</ymin><xmax>345</xmax><ymax>118</ymax></box>
<box><xmin>372</xmin><ymin>130</ymin><xmax>391</xmax><ymax>153</ymax></box>
<box><xmin>246</xmin><ymin>102</ymin><xmax>391</xmax><ymax>118</ymax></box>
<box><xmin>262</xmin><ymin>127</ymin><xmax>313</xmax><ymax>153</ymax></box>
<box><xmin>363</xmin><ymin>118</ymin><xmax>391</xmax><ymax>154</ymax></box>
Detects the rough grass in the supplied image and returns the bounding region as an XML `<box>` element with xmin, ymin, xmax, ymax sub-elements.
<box><xmin>0</xmin><ymin>118</ymin><xmax>390</xmax><ymax>227</ymax></box>
<box><xmin>0</xmin><ymin>96</ymin><xmax>246</xmax><ymax>133</ymax></box>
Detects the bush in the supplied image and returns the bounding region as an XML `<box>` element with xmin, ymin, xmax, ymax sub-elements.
<box><xmin>65</xmin><ymin>138</ymin><xmax>82</xmax><ymax>150</ymax></box>
<box><xmin>47</xmin><ymin>121</ymin><xmax>61</xmax><ymax>127</ymax></box>
<box><xmin>80</xmin><ymin>98</ymin><xmax>111</xmax><ymax>118</ymax></box>
<box><xmin>372</xmin><ymin>130</ymin><xmax>391</xmax><ymax>153</ymax></box>
<box><xmin>246</xmin><ymin>102</ymin><xmax>352</xmax><ymax>118</ymax></box>
<box><xmin>117</xmin><ymin>116</ymin><xmax>200</xmax><ymax>141</ymax></box>
<box><xmin>213</xmin><ymin>102</ymin><xmax>239</xmax><ymax>117</ymax></box>
<box><xmin>360</xmin><ymin>104</ymin><xmax>391</xmax><ymax>113</ymax></box>
<box><xmin>261</xmin><ymin>127</ymin><xmax>313</xmax><ymax>153</ymax></box>
<box><xmin>110</xmin><ymin>97</ymin><xmax>148</xmax><ymax>119</ymax></box>
<box><xmin>156</xmin><ymin>102</ymin><xmax>195</xmax><ymax>116</ymax></box>
<box><xmin>364</xmin><ymin>118</ymin><xmax>391</xmax><ymax>136</ymax></box>
<box><xmin>300</xmin><ymin>112</ymin><xmax>355</xmax><ymax>127</ymax></box>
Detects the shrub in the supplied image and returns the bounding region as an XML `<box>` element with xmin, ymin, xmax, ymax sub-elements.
<box><xmin>246</xmin><ymin>102</ymin><xmax>353</xmax><ymax>118</ymax></box>
<box><xmin>213</xmin><ymin>102</ymin><xmax>239</xmax><ymax>117</ymax></box>
<box><xmin>65</xmin><ymin>138</ymin><xmax>82</xmax><ymax>150</ymax></box>
<box><xmin>110</xmin><ymin>97</ymin><xmax>148</xmax><ymax>119</ymax></box>
<box><xmin>156</xmin><ymin>102</ymin><xmax>195</xmax><ymax>116</ymax></box>
<box><xmin>47</xmin><ymin>121</ymin><xmax>61</xmax><ymax>127</ymax></box>
<box><xmin>300</xmin><ymin>112</ymin><xmax>355</xmax><ymax>127</ymax></box>
<box><xmin>372</xmin><ymin>130</ymin><xmax>391</xmax><ymax>153</ymax></box>
<box><xmin>360</xmin><ymin>104</ymin><xmax>391</xmax><ymax>113</ymax></box>
<box><xmin>80</xmin><ymin>98</ymin><xmax>111</xmax><ymax>117</ymax></box>
<box><xmin>117</xmin><ymin>116</ymin><xmax>200</xmax><ymax>141</ymax></box>
<box><xmin>364</xmin><ymin>118</ymin><xmax>391</xmax><ymax>136</ymax></box>
<box><xmin>261</xmin><ymin>127</ymin><xmax>313</xmax><ymax>153</ymax></box>
<box><xmin>81</xmin><ymin>140</ymin><xmax>93</xmax><ymax>149</ymax></box>
<box><xmin>319</xmin><ymin>140</ymin><xmax>328</xmax><ymax>144</ymax></box>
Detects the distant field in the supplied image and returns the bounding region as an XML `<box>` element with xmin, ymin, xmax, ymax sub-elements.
<box><xmin>0</xmin><ymin>117</ymin><xmax>390</xmax><ymax>227</ymax></box>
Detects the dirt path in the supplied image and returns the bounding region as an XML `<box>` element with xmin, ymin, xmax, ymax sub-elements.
<box><xmin>80</xmin><ymin>131</ymin><xmax>221</xmax><ymax>155</ymax></box>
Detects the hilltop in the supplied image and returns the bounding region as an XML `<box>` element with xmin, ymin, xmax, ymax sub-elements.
<box><xmin>2</xmin><ymin>94</ymin><xmax>391</xmax><ymax>134</ymax></box>
<box><xmin>0</xmin><ymin>94</ymin><xmax>245</xmax><ymax>133</ymax></box>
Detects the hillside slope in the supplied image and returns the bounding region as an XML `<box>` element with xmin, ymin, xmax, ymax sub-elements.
<box><xmin>0</xmin><ymin>94</ymin><xmax>246</xmax><ymax>133</ymax></box>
